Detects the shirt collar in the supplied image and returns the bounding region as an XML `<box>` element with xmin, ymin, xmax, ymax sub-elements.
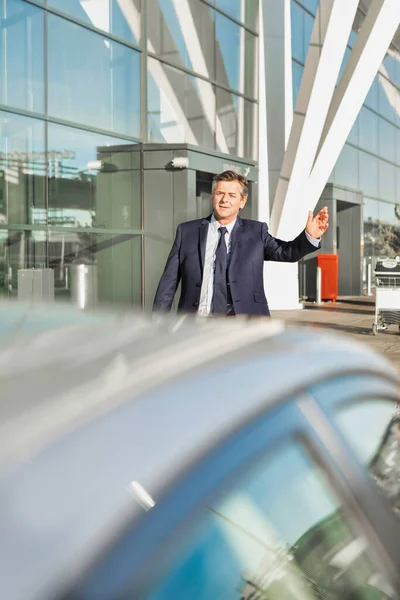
<box><xmin>211</xmin><ymin>213</ymin><xmax>237</xmax><ymax>234</ymax></box>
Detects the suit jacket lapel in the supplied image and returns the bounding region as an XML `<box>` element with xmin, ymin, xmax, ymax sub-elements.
<box><xmin>228</xmin><ymin>216</ymin><xmax>243</xmax><ymax>276</ymax></box>
<box><xmin>199</xmin><ymin>217</ymin><xmax>211</xmax><ymax>275</ymax></box>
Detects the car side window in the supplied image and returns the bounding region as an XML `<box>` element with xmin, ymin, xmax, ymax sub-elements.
<box><xmin>138</xmin><ymin>438</ymin><xmax>395</xmax><ymax>600</ymax></box>
<box><xmin>333</xmin><ymin>399</ymin><xmax>400</xmax><ymax>517</ymax></box>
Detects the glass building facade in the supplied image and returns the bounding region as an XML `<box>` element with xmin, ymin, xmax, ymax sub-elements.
<box><xmin>1</xmin><ymin>0</ymin><xmax>399</xmax><ymax>308</ymax></box>
<box><xmin>0</xmin><ymin>0</ymin><xmax>258</xmax><ymax>308</ymax></box>
<box><xmin>292</xmin><ymin>0</ymin><xmax>400</xmax><ymax>284</ymax></box>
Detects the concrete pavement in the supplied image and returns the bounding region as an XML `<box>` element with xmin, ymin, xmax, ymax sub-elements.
<box><xmin>271</xmin><ymin>298</ymin><xmax>400</xmax><ymax>367</ymax></box>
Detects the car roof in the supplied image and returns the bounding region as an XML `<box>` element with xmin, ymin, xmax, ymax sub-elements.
<box><xmin>0</xmin><ymin>307</ymin><xmax>399</xmax><ymax>600</ymax></box>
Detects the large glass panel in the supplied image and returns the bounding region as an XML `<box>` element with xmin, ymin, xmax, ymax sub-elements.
<box><xmin>216</xmin><ymin>88</ymin><xmax>256</xmax><ymax>159</ymax></box>
<box><xmin>147</xmin><ymin>58</ymin><xmax>216</xmax><ymax>149</ymax></box>
<box><xmin>0</xmin><ymin>0</ymin><xmax>44</xmax><ymax>113</ymax></box>
<box><xmin>378</xmin><ymin>118</ymin><xmax>396</xmax><ymax>163</ymax></box>
<box><xmin>359</xmin><ymin>107</ymin><xmax>378</xmax><ymax>155</ymax></box>
<box><xmin>215</xmin><ymin>0</ymin><xmax>258</xmax><ymax>29</ymax></box>
<box><xmin>359</xmin><ymin>152</ymin><xmax>379</xmax><ymax>198</ymax></box>
<box><xmin>347</xmin><ymin>115</ymin><xmax>359</xmax><ymax>146</ymax></box>
<box><xmin>378</xmin><ymin>76</ymin><xmax>397</xmax><ymax>124</ymax></box>
<box><xmin>291</xmin><ymin>0</ymin><xmax>305</xmax><ymax>64</ymax></box>
<box><xmin>48</xmin><ymin>231</ymin><xmax>142</xmax><ymax>307</ymax></box>
<box><xmin>47</xmin><ymin>124</ymin><xmax>141</xmax><ymax>231</ymax></box>
<box><xmin>0</xmin><ymin>110</ymin><xmax>45</xmax><ymax>226</ymax></box>
<box><xmin>364</xmin><ymin>76</ymin><xmax>379</xmax><ymax>112</ymax></box>
<box><xmin>216</xmin><ymin>12</ymin><xmax>256</xmax><ymax>94</ymax></box>
<box><xmin>333</xmin><ymin>144</ymin><xmax>359</xmax><ymax>190</ymax></box>
<box><xmin>47</xmin><ymin>14</ymin><xmax>141</xmax><ymax>137</ymax></box>
<box><xmin>139</xmin><ymin>439</ymin><xmax>395</xmax><ymax>599</ymax></box>
<box><xmin>147</xmin><ymin>0</ymin><xmax>215</xmax><ymax>80</ymax></box>
<box><xmin>379</xmin><ymin>160</ymin><xmax>396</xmax><ymax>202</ymax></box>
<box><xmin>243</xmin><ymin>30</ymin><xmax>257</xmax><ymax>99</ymax></box>
<box><xmin>215</xmin><ymin>0</ymin><xmax>240</xmax><ymax>21</ymax></box>
<box><xmin>292</xmin><ymin>60</ymin><xmax>303</xmax><ymax>107</ymax></box>
<box><xmin>304</xmin><ymin>0</ymin><xmax>319</xmax><ymax>14</ymax></box>
<box><xmin>47</xmin><ymin>0</ymin><xmax>141</xmax><ymax>44</ymax></box>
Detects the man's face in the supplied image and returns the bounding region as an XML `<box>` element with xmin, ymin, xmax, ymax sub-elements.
<box><xmin>212</xmin><ymin>180</ymin><xmax>247</xmax><ymax>223</ymax></box>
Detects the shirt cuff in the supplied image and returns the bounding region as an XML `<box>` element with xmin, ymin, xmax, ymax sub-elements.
<box><xmin>305</xmin><ymin>231</ymin><xmax>320</xmax><ymax>247</ymax></box>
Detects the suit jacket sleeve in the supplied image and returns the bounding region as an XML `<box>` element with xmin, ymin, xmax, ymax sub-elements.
<box><xmin>153</xmin><ymin>225</ymin><xmax>182</xmax><ymax>310</ymax></box>
<box><xmin>262</xmin><ymin>222</ymin><xmax>320</xmax><ymax>262</ymax></box>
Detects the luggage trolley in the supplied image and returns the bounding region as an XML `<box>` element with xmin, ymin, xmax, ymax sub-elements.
<box><xmin>372</xmin><ymin>257</ymin><xmax>400</xmax><ymax>335</ymax></box>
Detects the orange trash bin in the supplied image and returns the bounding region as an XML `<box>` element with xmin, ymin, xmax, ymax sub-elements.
<box><xmin>317</xmin><ymin>254</ymin><xmax>338</xmax><ymax>302</ymax></box>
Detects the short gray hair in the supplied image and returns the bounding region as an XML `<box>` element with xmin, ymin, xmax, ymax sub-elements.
<box><xmin>212</xmin><ymin>170</ymin><xmax>248</xmax><ymax>198</ymax></box>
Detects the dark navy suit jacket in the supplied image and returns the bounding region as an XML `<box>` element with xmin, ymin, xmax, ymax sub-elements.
<box><xmin>153</xmin><ymin>215</ymin><xmax>319</xmax><ymax>316</ymax></box>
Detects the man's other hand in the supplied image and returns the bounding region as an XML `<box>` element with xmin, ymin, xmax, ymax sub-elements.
<box><xmin>305</xmin><ymin>206</ymin><xmax>329</xmax><ymax>239</ymax></box>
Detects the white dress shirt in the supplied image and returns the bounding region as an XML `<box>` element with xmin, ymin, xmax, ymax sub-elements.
<box><xmin>197</xmin><ymin>214</ymin><xmax>319</xmax><ymax>316</ymax></box>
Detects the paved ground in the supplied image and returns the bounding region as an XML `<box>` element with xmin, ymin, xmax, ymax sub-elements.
<box><xmin>271</xmin><ymin>298</ymin><xmax>400</xmax><ymax>367</ymax></box>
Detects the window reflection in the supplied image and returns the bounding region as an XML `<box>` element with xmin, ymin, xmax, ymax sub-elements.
<box><xmin>359</xmin><ymin>152</ymin><xmax>379</xmax><ymax>198</ymax></box>
<box><xmin>359</xmin><ymin>107</ymin><xmax>378</xmax><ymax>155</ymax></box>
<box><xmin>141</xmin><ymin>440</ymin><xmax>395</xmax><ymax>599</ymax></box>
<box><xmin>48</xmin><ymin>231</ymin><xmax>142</xmax><ymax>307</ymax></box>
<box><xmin>47</xmin><ymin>0</ymin><xmax>141</xmax><ymax>44</ymax></box>
<box><xmin>304</xmin><ymin>0</ymin><xmax>319</xmax><ymax>14</ymax></box>
<box><xmin>0</xmin><ymin>229</ymin><xmax>142</xmax><ymax>306</ymax></box>
<box><xmin>378</xmin><ymin>76</ymin><xmax>399</xmax><ymax>124</ymax></box>
<box><xmin>379</xmin><ymin>160</ymin><xmax>396</xmax><ymax>203</ymax></box>
<box><xmin>216</xmin><ymin>88</ymin><xmax>257</xmax><ymax>158</ymax></box>
<box><xmin>0</xmin><ymin>230</ymin><xmax>47</xmax><ymax>299</ymax></box>
<box><xmin>365</xmin><ymin>76</ymin><xmax>379</xmax><ymax>112</ymax></box>
<box><xmin>333</xmin><ymin>145</ymin><xmax>359</xmax><ymax>191</ymax></box>
<box><xmin>0</xmin><ymin>0</ymin><xmax>44</xmax><ymax>114</ymax></box>
<box><xmin>47</xmin><ymin>124</ymin><xmax>141</xmax><ymax>231</ymax></box>
<box><xmin>334</xmin><ymin>400</ymin><xmax>400</xmax><ymax>518</ymax></box>
<box><xmin>0</xmin><ymin>110</ymin><xmax>46</xmax><ymax>226</ymax></box>
<box><xmin>378</xmin><ymin>118</ymin><xmax>396</xmax><ymax>163</ymax></box>
<box><xmin>215</xmin><ymin>0</ymin><xmax>259</xmax><ymax>30</ymax></box>
<box><xmin>147</xmin><ymin>0</ymin><xmax>215</xmax><ymax>80</ymax></box>
<box><xmin>47</xmin><ymin>14</ymin><xmax>141</xmax><ymax>137</ymax></box>
<box><xmin>215</xmin><ymin>12</ymin><xmax>241</xmax><ymax>93</ymax></box>
<box><xmin>147</xmin><ymin>57</ymin><xmax>216</xmax><ymax>149</ymax></box>
<box><xmin>216</xmin><ymin>0</ymin><xmax>241</xmax><ymax>22</ymax></box>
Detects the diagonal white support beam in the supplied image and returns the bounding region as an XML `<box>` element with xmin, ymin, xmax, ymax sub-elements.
<box><xmin>272</xmin><ymin>0</ymin><xmax>359</xmax><ymax>238</ymax></box>
<box><xmin>306</xmin><ymin>0</ymin><xmax>400</xmax><ymax>212</ymax></box>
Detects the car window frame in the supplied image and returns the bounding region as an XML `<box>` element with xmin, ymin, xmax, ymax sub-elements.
<box><xmin>63</xmin><ymin>389</ymin><xmax>400</xmax><ymax>600</ymax></box>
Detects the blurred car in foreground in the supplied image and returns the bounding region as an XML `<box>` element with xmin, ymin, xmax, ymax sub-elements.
<box><xmin>1</xmin><ymin>307</ymin><xmax>400</xmax><ymax>600</ymax></box>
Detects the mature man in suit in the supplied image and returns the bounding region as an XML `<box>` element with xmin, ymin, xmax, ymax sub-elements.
<box><xmin>154</xmin><ymin>170</ymin><xmax>329</xmax><ymax>317</ymax></box>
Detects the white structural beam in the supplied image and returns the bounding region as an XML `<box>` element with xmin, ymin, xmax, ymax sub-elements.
<box><xmin>272</xmin><ymin>0</ymin><xmax>359</xmax><ymax>239</ymax></box>
<box><xmin>260</xmin><ymin>0</ymin><xmax>304</xmax><ymax>310</ymax></box>
<box><xmin>307</xmin><ymin>0</ymin><xmax>400</xmax><ymax>205</ymax></box>
<box><xmin>265</xmin><ymin>0</ymin><xmax>399</xmax><ymax>310</ymax></box>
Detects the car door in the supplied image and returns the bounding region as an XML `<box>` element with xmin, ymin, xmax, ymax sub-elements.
<box><xmin>65</xmin><ymin>397</ymin><xmax>400</xmax><ymax>600</ymax></box>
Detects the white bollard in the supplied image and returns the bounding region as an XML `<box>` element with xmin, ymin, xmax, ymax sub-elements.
<box><xmin>316</xmin><ymin>267</ymin><xmax>322</xmax><ymax>305</ymax></box>
<box><xmin>367</xmin><ymin>263</ymin><xmax>372</xmax><ymax>296</ymax></box>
